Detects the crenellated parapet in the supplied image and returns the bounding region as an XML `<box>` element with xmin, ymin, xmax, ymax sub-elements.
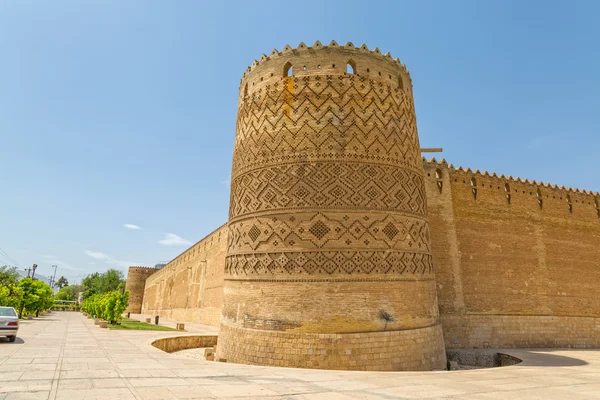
<box><xmin>238</xmin><ymin>40</ymin><xmax>412</xmax><ymax>103</ymax></box>
<box><xmin>423</xmin><ymin>157</ymin><xmax>600</xmax><ymax>218</ymax></box>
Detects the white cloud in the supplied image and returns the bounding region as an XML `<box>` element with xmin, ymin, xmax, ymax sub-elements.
<box><xmin>84</xmin><ymin>250</ymin><xmax>110</xmax><ymax>261</ymax></box>
<box><xmin>124</xmin><ymin>224</ymin><xmax>142</xmax><ymax>230</ymax></box>
<box><xmin>40</xmin><ymin>255</ymin><xmax>81</xmax><ymax>272</ymax></box>
<box><xmin>84</xmin><ymin>250</ymin><xmax>139</xmax><ymax>268</ymax></box>
<box><xmin>159</xmin><ymin>233</ymin><xmax>193</xmax><ymax>246</ymax></box>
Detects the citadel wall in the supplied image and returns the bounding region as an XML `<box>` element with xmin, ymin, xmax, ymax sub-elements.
<box><xmin>125</xmin><ymin>40</ymin><xmax>600</xmax><ymax>370</ymax></box>
<box><xmin>423</xmin><ymin>159</ymin><xmax>600</xmax><ymax>348</ymax></box>
<box><xmin>140</xmin><ymin>224</ymin><xmax>227</xmax><ymax>326</ymax></box>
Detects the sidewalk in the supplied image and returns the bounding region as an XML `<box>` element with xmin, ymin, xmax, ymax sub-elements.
<box><xmin>126</xmin><ymin>313</ymin><xmax>219</xmax><ymax>335</ymax></box>
<box><xmin>1</xmin><ymin>312</ymin><xmax>600</xmax><ymax>399</ymax></box>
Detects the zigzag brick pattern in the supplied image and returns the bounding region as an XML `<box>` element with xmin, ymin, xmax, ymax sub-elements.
<box><xmin>228</xmin><ymin>69</ymin><xmax>432</xmax><ymax>279</ymax></box>
<box><xmin>219</xmin><ymin>43</ymin><xmax>446</xmax><ymax>371</ymax></box>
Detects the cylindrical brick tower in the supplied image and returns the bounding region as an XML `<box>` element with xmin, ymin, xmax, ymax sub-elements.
<box><xmin>124</xmin><ymin>266</ymin><xmax>156</xmax><ymax>314</ymax></box>
<box><xmin>218</xmin><ymin>41</ymin><xmax>446</xmax><ymax>371</ymax></box>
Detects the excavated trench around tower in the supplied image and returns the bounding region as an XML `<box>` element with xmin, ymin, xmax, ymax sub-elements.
<box><xmin>152</xmin><ymin>335</ymin><xmax>522</xmax><ymax>370</ymax></box>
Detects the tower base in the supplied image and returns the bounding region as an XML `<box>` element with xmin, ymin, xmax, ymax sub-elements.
<box><xmin>217</xmin><ymin>322</ymin><xmax>446</xmax><ymax>371</ymax></box>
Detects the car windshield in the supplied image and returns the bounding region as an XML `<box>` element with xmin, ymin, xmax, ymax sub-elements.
<box><xmin>0</xmin><ymin>308</ymin><xmax>17</xmax><ymax>317</ymax></box>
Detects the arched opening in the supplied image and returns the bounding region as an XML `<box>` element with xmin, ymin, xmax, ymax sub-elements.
<box><xmin>504</xmin><ymin>183</ymin><xmax>510</xmax><ymax>192</ymax></box>
<box><xmin>435</xmin><ymin>169</ymin><xmax>442</xmax><ymax>179</ymax></box>
<box><xmin>566</xmin><ymin>194</ymin><xmax>573</xmax><ymax>214</ymax></box>
<box><xmin>243</xmin><ymin>83</ymin><xmax>248</xmax><ymax>98</ymax></box>
<box><xmin>470</xmin><ymin>178</ymin><xmax>477</xmax><ymax>200</ymax></box>
<box><xmin>346</xmin><ymin>60</ymin><xmax>356</xmax><ymax>74</ymax></box>
<box><xmin>537</xmin><ymin>189</ymin><xmax>543</xmax><ymax>209</ymax></box>
<box><xmin>398</xmin><ymin>75</ymin><xmax>404</xmax><ymax>90</ymax></box>
<box><xmin>595</xmin><ymin>198</ymin><xmax>600</xmax><ymax>217</ymax></box>
<box><xmin>283</xmin><ymin>62</ymin><xmax>292</xmax><ymax>77</ymax></box>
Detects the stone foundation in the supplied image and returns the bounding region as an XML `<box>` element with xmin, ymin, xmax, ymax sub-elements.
<box><xmin>217</xmin><ymin>322</ymin><xmax>446</xmax><ymax>371</ymax></box>
<box><xmin>443</xmin><ymin>314</ymin><xmax>600</xmax><ymax>349</ymax></box>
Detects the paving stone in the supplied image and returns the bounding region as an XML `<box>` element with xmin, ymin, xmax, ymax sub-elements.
<box><xmin>2</xmin><ymin>311</ymin><xmax>600</xmax><ymax>400</ymax></box>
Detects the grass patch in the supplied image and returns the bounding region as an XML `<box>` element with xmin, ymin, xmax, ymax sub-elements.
<box><xmin>107</xmin><ymin>320</ymin><xmax>177</xmax><ymax>331</ymax></box>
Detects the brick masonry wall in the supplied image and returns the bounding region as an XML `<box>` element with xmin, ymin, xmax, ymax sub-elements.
<box><xmin>124</xmin><ymin>267</ymin><xmax>158</xmax><ymax>314</ymax></box>
<box><xmin>217</xmin><ymin>321</ymin><xmax>446</xmax><ymax>371</ymax></box>
<box><xmin>424</xmin><ymin>159</ymin><xmax>600</xmax><ymax>348</ymax></box>
<box><xmin>220</xmin><ymin>42</ymin><xmax>446</xmax><ymax>371</ymax></box>
<box><xmin>442</xmin><ymin>315</ymin><xmax>600</xmax><ymax>348</ymax></box>
<box><xmin>140</xmin><ymin>224</ymin><xmax>227</xmax><ymax>326</ymax></box>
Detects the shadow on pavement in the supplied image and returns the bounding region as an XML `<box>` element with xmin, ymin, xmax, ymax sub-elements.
<box><xmin>0</xmin><ymin>337</ymin><xmax>25</xmax><ymax>344</ymax></box>
<box><xmin>518</xmin><ymin>350</ymin><xmax>589</xmax><ymax>367</ymax></box>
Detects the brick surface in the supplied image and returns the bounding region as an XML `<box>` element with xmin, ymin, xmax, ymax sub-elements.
<box><xmin>124</xmin><ymin>41</ymin><xmax>600</xmax><ymax>371</ymax></box>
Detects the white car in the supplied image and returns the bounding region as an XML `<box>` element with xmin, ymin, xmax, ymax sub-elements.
<box><xmin>0</xmin><ymin>307</ymin><xmax>19</xmax><ymax>342</ymax></box>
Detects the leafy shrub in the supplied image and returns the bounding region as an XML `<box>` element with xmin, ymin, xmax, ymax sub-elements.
<box><xmin>81</xmin><ymin>291</ymin><xmax>129</xmax><ymax>324</ymax></box>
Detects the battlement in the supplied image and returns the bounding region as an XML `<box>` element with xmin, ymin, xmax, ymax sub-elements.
<box><xmin>239</xmin><ymin>41</ymin><xmax>412</xmax><ymax>99</ymax></box>
<box><xmin>423</xmin><ymin>157</ymin><xmax>599</xmax><ymax>197</ymax></box>
<box><xmin>127</xmin><ymin>266</ymin><xmax>157</xmax><ymax>271</ymax></box>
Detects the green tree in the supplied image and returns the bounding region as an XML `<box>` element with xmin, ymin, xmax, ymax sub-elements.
<box><xmin>55</xmin><ymin>276</ymin><xmax>69</xmax><ymax>289</ymax></box>
<box><xmin>81</xmin><ymin>269</ymin><xmax>125</xmax><ymax>299</ymax></box>
<box><xmin>0</xmin><ymin>266</ymin><xmax>23</xmax><ymax>309</ymax></box>
<box><xmin>104</xmin><ymin>291</ymin><xmax>130</xmax><ymax>324</ymax></box>
<box><xmin>55</xmin><ymin>284</ymin><xmax>85</xmax><ymax>302</ymax></box>
<box><xmin>0</xmin><ymin>265</ymin><xmax>20</xmax><ymax>285</ymax></box>
<box><xmin>18</xmin><ymin>278</ymin><xmax>54</xmax><ymax>317</ymax></box>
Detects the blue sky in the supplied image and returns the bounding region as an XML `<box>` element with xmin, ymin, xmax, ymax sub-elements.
<box><xmin>1</xmin><ymin>1</ymin><xmax>598</xmax><ymax>283</ymax></box>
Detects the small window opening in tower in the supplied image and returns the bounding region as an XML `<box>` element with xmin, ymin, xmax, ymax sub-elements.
<box><xmin>567</xmin><ymin>194</ymin><xmax>573</xmax><ymax>213</ymax></box>
<box><xmin>283</xmin><ymin>62</ymin><xmax>292</xmax><ymax>77</ymax></box>
<box><xmin>537</xmin><ymin>189</ymin><xmax>543</xmax><ymax>209</ymax></box>
<box><xmin>398</xmin><ymin>75</ymin><xmax>404</xmax><ymax>90</ymax></box>
<box><xmin>470</xmin><ymin>178</ymin><xmax>477</xmax><ymax>200</ymax></box>
<box><xmin>504</xmin><ymin>183</ymin><xmax>510</xmax><ymax>192</ymax></box>
<box><xmin>595</xmin><ymin>198</ymin><xmax>600</xmax><ymax>217</ymax></box>
<box><xmin>244</xmin><ymin>83</ymin><xmax>248</xmax><ymax>98</ymax></box>
<box><xmin>317</xmin><ymin>65</ymin><xmax>321</xmax><ymax>69</ymax></box>
<box><xmin>506</xmin><ymin>193</ymin><xmax>512</xmax><ymax>204</ymax></box>
<box><xmin>346</xmin><ymin>60</ymin><xmax>356</xmax><ymax>74</ymax></box>
<box><xmin>303</xmin><ymin>65</ymin><xmax>307</xmax><ymax>71</ymax></box>
<box><xmin>435</xmin><ymin>169</ymin><xmax>442</xmax><ymax>179</ymax></box>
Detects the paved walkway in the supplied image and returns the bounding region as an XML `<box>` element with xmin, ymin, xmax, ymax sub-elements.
<box><xmin>1</xmin><ymin>312</ymin><xmax>600</xmax><ymax>399</ymax></box>
<box><xmin>127</xmin><ymin>313</ymin><xmax>218</xmax><ymax>334</ymax></box>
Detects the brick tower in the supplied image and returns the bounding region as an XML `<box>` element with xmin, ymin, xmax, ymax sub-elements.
<box><xmin>124</xmin><ymin>266</ymin><xmax>156</xmax><ymax>314</ymax></box>
<box><xmin>218</xmin><ymin>41</ymin><xmax>446</xmax><ymax>371</ymax></box>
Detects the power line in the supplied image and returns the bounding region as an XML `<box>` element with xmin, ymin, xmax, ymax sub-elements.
<box><xmin>0</xmin><ymin>246</ymin><xmax>20</xmax><ymax>267</ymax></box>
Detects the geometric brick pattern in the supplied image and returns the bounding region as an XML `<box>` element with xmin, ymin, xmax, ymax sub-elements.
<box><xmin>227</xmin><ymin>70</ymin><xmax>432</xmax><ymax>279</ymax></box>
<box><xmin>230</xmin><ymin>162</ymin><xmax>428</xmax><ymax>219</ymax></box>
<box><xmin>225</xmin><ymin>251</ymin><xmax>433</xmax><ymax>277</ymax></box>
<box><xmin>228</xmin><ymin>212</ymin><xmax>431</xmax><ymax>254</ymax></box>
<box><xmin>232</xmin><ymin>74</ymin><xmax>422</xmax><ymax>176</ymax></box>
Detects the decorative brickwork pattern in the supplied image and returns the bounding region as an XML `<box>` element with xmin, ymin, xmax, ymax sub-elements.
<box><xmin>220</xmin><ymin>42</ymin><xmax>446</xmax><ymax>371</ymax></box>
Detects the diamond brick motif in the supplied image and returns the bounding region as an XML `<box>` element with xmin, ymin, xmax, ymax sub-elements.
<box><xmin>383</xmin><ymin>222</ymin><xmax>399</xmax><ymax>240</ymax></box>
<box><xmin>309</xmin><ymin>221</ymin><xmax>330</xmax><ymax>240</ymax></box>
<box><xmin>248</xmin><ymin>225</ymin><xmax>261</xmax><ymax>242</ymax></box>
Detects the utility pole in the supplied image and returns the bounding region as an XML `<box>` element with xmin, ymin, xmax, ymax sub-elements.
<box><xmin>50</xmin><ymin>265</ymin><xmax>58</xmax><ymax>288</ymax></box>
<box><xmin>24</xmin><ymin>268</ymin><xmax>32</xmax><ymax>278</ymax></box>
<box><xmin>31</xmin><ymin>264</ymin><xmax>38</xmax><ymax>280</ymax></box>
